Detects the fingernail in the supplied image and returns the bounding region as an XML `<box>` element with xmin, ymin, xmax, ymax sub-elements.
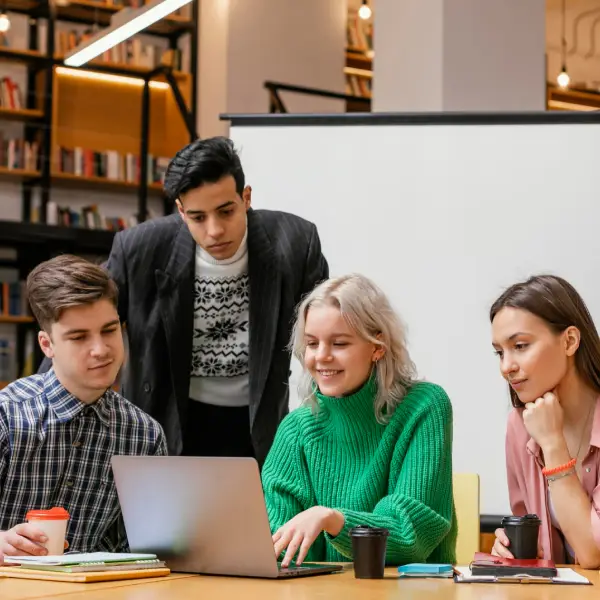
<box><xmin>40</xmin><ymin>536</ymin><xmax>48</xmax><ymax>542</ymax></box>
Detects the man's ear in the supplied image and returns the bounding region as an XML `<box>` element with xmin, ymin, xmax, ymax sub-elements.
<box><xmin>242</xmin><ymin>186</ymin><xmax>252</xmax><ymax>209</ymax></box>
<box><xmin>38</xmin><ymin>330</ymin><xmax>55</xmax><ymax>359</ymax></box>
<box><xmin>175</xmin><ymin>198</ymin><xmax>185</xmax><ymax>219</ymax></box>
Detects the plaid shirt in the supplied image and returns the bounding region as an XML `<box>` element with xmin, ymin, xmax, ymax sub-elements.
<box><xmin>0</xmin><ymin>369</ymin><xmax>167</xmax><ymax>552</ymax></box>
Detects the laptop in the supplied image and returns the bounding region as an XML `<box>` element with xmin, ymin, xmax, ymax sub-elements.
<box><xmin>111</xmin><ymin>456</ymin><xmax>343</xmax><ymax>579</ymax></box>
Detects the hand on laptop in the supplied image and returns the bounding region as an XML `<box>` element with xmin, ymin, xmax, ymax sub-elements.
<box><xmin>272</xmin><ymin>506</ymin><xmax>344</xmax><ymax>568</ymax></box>
<box><xmin>0</xmin><ymin>523</ymin><xmax>57</xmax><ymax>557</ymax></box>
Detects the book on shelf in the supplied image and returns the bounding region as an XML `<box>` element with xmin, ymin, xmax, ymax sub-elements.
<box><xmin>0</xmin><ymin>281</ymin><xmax>29</xmax><ymax>318</ymax></box>
<box><xmin>0</xmin><ymin>76</ymin><xmax>24</xmax><ymax>110</ymax></box>
<box><xmin>57</xmin><ymin>30</ymin><xmax>183</xmax><ymax>70</ymax></box>
<box><xmin>45</xmin><ymin>202</ymin><xmax>141</xmax><ymax>232</ymax></box>
<box><xmin>55</xmin><ymin>146</ymin><xmax>169</xmax><ymax>185</ymax></box>
<box><xmin>0</xmin><ymin>135</ymin><xmax>39</xmax><ymax>171</ymax></box>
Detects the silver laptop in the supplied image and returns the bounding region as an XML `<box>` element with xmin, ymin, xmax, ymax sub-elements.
<box><xmin>111</xmin><ymin>456</ymin><xmax>343</xmax><ymax>579</ymax></box>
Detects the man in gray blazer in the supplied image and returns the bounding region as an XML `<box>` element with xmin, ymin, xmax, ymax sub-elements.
<box><xmin>105</xmin><ymin>137</ymin><xmax>328</xmax><ymax>464</ymax></box>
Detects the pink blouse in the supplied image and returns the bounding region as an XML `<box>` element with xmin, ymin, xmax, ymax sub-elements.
<box><xmin>505</xmin><ymin>399</ymin><xmax>600</xmax><ymax>563</ymax></box>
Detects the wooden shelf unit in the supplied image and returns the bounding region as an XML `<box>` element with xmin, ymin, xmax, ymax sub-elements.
<box><xmin>345</xmin><ymin>49</ymin><xmax>372</xmax><ymax>112</ymax></box>
<box><xmin>0</xmin><ymin>0</ymin><xmax>198</xmax><ymax>231</ymax></box>
<box><xmin>0</xmin><ymin>315</ymin><xmax>34</xmax><ymax>324</ymax></box>
<box><xmin>51</xmin><ymin>172</ymin><xmax>165</xmax><ymax>194</ymax></box>
<box><xmin>0</xmin><ymin>167</ymin><xmax>41</xmax><ymax>181</ymax></box>
<box><xmin>547</xmin><ymin>85</ymin><xmax>600</xmax><ymax>111</ymax></box>
<box><xmin>0</xmin><ymin>107</ymin><xmax>44</xmax><ymax>122</ymax></box>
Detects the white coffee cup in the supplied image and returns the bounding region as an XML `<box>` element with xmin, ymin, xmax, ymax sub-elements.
<box><xmin>26</xmin><ymin>507</ymin><xmax>70</xmax><ymax>556</ymax></box>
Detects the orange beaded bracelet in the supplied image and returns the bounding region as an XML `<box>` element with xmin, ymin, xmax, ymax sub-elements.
<box><xmin>542</xmin><ymin>458</ymin><xmax>576</xmax><ymax>477</ymax></box>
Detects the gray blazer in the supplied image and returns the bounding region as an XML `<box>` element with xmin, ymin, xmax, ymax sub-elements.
<box><xmin>103</xmin><ymin>208</ymin><xmax>328</xmax><ymax>464</ymax></box>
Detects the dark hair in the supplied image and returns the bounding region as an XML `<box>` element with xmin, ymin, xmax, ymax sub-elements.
<box><xmin>27</xmin><ymin>254</ymin><xmax>118</xmax><ymax>332</ymax></box>
<box><xmin>490</xmin><ymin>274</ymin><xmax>600</xmax><ymax>408</ymax></box>
<box><xmin>163</xmin><ymin>136</ymin><xmax>245</xmax><ymax>202</ymax></box>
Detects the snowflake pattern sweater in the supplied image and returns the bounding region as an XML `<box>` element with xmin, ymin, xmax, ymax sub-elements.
<box><xmin>189</xmin><ymin>231</ymin><xmax>250</xmax><ymax>407</ymax></box>
<box><xmin>261</xmin><ymin>378</ymin><xmax>457</xmax><ymax>564</ymax></box>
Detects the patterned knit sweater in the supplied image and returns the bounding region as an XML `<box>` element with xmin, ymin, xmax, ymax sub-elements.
<box><xmin>261</xmin><ymin>379</ymin><xmax>457</xmax><ymax>565</ymax></box>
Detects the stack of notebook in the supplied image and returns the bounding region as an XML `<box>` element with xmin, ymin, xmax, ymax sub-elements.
<box><xmin>1</xmin><ymin>552</ymin><xmax>171</xmax><ymax>583</ymax></box>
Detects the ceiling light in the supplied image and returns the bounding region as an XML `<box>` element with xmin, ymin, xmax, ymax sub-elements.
<box><xmin>64</xmin><ymin>0</ymin><xmax>192</xmax><ymax>67</ymax></box>
<box><xmin>0</xmin><ymin>12</ymin><xmax>10</xmax><ymax>33</ymax></box>
<box><xmin>358</xmin><ymin>0</ymin><xmax>371</xmax><ymax>20</ymax></box>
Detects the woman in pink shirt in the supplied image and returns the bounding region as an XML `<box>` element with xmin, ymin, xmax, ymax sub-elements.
<box><xmin>490</xmin><ymin>274</ymin><xmax>600</xmax><ymax>568</ymax></box>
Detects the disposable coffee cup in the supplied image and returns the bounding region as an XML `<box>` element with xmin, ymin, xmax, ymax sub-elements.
<box><xmin>26</xmin><ymin>507</ymin><xmax>70</xmax><ymax>556</ymax></box>
<box><xmin>501</xmin><ymin>514</ymin><xmax>541</xmax><ymax>559</ymax></box>
<box><xmin>349</xmin><ymin>525</ymin><xmax>389</xmax><ymax>579</ymax></box>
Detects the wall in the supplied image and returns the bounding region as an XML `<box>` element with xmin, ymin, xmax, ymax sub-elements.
<box><xmin>228</xmin><ymin>116</ymin><xmax>600</xmax><ymax>515</ymax></box>
<box><xmin>443</xmin><ymin>0</ymin><xmax>546</xmax><ymax>111</ymax></box>
<box><xmin>373</xmin><ymin>0</ymin><xmax>545</xmax><ymax>112</ymax></box>
<box><xmin>197</xmin><ymin>0</ymin><xmax>347</xmax><ymax>138</ymax></box>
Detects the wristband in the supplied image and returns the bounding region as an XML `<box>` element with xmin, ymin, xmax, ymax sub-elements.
<box><xmin>542</xmin><ymin>457</ymin><xmax>576</xmax><ymax>477</ymax></box>
<box><xmin>546</xmin><ymin>467</ymin><xmax>576</xmax><ymax>484</ymax></box>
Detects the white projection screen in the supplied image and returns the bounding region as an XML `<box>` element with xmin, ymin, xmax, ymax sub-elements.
<box><xmin>226</xmin><ymin>112</ymin><xmax>600</xmax><ymax>517</ymax></box>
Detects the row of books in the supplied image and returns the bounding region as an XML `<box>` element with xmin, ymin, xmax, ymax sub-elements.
<box><xmin>107</xmin><ymin>0</ymin><xmax>189</xmax><ymax>16</ymax></box>
<box><xmin>0</xmin><ymin>281</ymin><xmax>29</xmax><ymax>319</ymax></box>
<box><xmin>57</xmin><ymin>31</ymin><xmax>183</xmax><ymax>70</ymax></box>
<box><xmin>55</xmin><ymin>146</ymin><xmax>170</xmax><ymax>185</ymax></box>
<box><xmin>46</xmin><ymin>202</ymin><xmax>140</xmax><ymax>232</ymax></box>
<box><xmin>0</xmin><ymin>77</ymin><xmax>24</xmax><ymax>110</ymax></box>
<box><xmin>0</xmin><ymin>136</ymin><xmax>39</xmax><ymax>172</ymax></box>
<box><xmin>347</xmin><ymin>11</ymin><xmax>373</xmax><ymax>54</ymax></box>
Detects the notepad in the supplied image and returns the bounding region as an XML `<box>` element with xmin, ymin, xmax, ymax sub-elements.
<box><xmin>454</xmin><ymin>566</ymin><xmax>591</xmax><ymax>585</ymax></box>
<box><xmin>398</xmin><ymin>563</ymin><xmax>454</xmax><ymax>578</ymax></box>
<box><xmin>4</xmin><ymin>552</ymin><xmax>158</xmax><ymax>567</ymax></box>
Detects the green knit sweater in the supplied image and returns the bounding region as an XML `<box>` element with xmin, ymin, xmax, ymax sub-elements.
<box><xmin>261</xmin><ymin>379</ymin><xmax>457</xmax><ymax>565</ymax></box>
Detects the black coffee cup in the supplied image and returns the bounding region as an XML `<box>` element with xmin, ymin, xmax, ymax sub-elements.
<box><xmin>349</xmin><ymin>525</ymin><xmax>389</xmax><ymax>579</ymax></box>
<box><xmin>502</xmin><ymin>514</ymin><xmax>541</xmax><ymax>559</ymax></box>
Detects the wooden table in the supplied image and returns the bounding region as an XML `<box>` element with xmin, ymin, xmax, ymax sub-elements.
<box><xmin>1</xmin><ymin>567</ymin><xmax>599</xmax><ymax>600</ymax></box>
<box><xmin>0</xmin><ymin>573</ymin><xmax>194</xmax><ymax>600</ymax></box>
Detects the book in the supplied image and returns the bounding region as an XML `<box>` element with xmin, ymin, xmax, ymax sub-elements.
<box><xmin>454</xmin><ymin>566</ymin><xmax>591</xmax><ymax>585</ymax></box>
<box><xmin>19</xmin><ymin>559</ymin><xmax>166</xmax><ymax>573</ymax></box>
<box><xmin>470</xmin><ymin>553</ymin><xmax>557</xmax><ymax>578</ymax></box>
<box><xmin>4</xmin><ymin>551</ymin><xmax>158</xmax><ymax>566</ymax></box>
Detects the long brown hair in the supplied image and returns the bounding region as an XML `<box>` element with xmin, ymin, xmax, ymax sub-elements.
<box><xmin>490</xmin><ymin>275</ymin><xmax>600</xmax><ymax>408</ymax></box>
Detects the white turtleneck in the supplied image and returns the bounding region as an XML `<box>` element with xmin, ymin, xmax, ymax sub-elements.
<box><xmin>189</xmin><ymin>228</ymin><xmax>250</xmax><ymax>407</ymax></box>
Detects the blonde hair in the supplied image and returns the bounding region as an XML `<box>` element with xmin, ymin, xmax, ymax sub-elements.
<box><xmin>291</xmin><ymin>274</ymin><xmax>417</xmax><ymax>422</ymax></box>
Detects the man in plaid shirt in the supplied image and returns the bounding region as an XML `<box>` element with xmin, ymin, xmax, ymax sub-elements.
<box><xmin>0</xmin><ymin>255</ymin><xmax>166</xmax><ymax>560</ymax></box>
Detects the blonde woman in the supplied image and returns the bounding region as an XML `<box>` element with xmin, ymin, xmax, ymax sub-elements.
<box><xmin>261</xmin><ymin>274</ymin><xmax>456</xmax><ymax>568</ymax></box>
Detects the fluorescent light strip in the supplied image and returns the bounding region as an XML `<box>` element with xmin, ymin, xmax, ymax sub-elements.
<box><xmin>64</xmin><ymin>0</ymin><xmax>192</xmax><ymax>67</ymax></box>
<box><xmin>56</xmin><ymin>66</ymin><xmax>169</xmax><ymax>90</ymax></box>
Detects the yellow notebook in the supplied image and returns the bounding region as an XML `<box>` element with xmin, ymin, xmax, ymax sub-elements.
<box><xmin>0</xmin><ymin>565</ymin><xmax>171</xmax><ymax>583</ymax></box>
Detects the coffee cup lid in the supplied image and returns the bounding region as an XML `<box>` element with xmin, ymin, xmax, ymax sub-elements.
<box><xmin>501</xmin><ymin>514</ymin><xmax>541</xmax><ymax>527</ymax></box>
<box><xmin>26</xmin><ymin>507</ymin><xmax>70</xmax><ymax>521</ymax></box>
<box><xmin>349</xmin><ymin>525</ymin><xmax>390</xmax><ymax>537</ymax></box>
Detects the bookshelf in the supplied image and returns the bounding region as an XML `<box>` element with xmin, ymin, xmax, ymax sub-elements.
<box><xmin>345</xmin><ymin>11</ymin><xmax>373</xmax><ymax>112</ymax></box>
<box><xmin>0</xmin><ymin>1</ymin><xmax>198</xmax><ymax>382</ymax></box>
<box><xmin>0</xmin><ymin>0</ymin><xmax>198</xmax><ymax>229</ymax></box>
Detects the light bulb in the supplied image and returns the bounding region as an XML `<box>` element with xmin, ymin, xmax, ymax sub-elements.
<box><xmin>0</xmin><ymin>13</ymin><xmax>10</xmax><ymax>33</ymax></box>
<box><xmin>358</xmin><ymin>2</ymin><xmax>371</xmax><ymax>20</ymax></box>
<box><xmin>557</xmin><ymin>69</ymin><xmax>570</xmax><ymax>88</ymax></box>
